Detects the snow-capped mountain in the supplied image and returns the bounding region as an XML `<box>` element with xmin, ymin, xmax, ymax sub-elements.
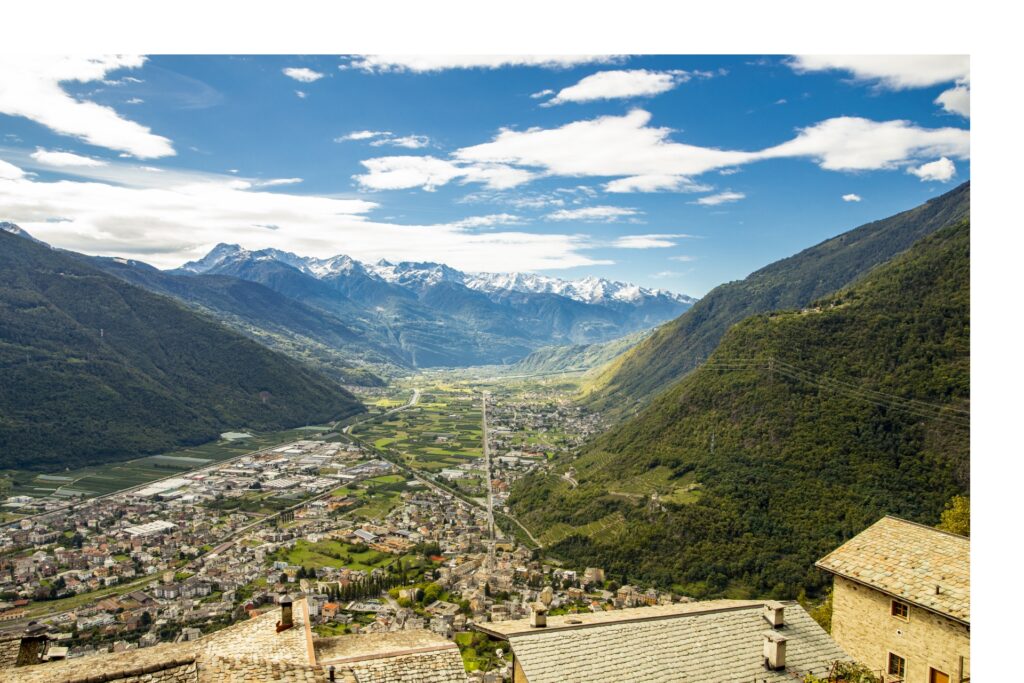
<box><xmin>180</xmin><ymin>243</ymin><xmax>694</xmax><ymax>307</ymax></box>
<box><xmin>166</xmin><ymin>243</ymin><xmax>696</xmax><ymax>368</ymax></box>
<box><xmin>0</xmin><ymin>221</ymin><xmax>43</xmax><ymax>244</ymax></box>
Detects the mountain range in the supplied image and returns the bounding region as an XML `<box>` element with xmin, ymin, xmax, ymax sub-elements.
<box><xmin>159</xmin><ymin>243</ymin><xmax>693</xmax><ymax>371</ymax></box>
<box><xmin>0</xmin><ymin>228</ymin><xmax>364</xmax><ymax>471</ymax></box>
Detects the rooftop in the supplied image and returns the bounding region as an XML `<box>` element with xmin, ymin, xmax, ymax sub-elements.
<box><xmin>815</xmin><ymin>515</ymin><xmax>969</xmax><ymax>624</ymax></box>
<box><xmin>475</xmin><ymin>600</ymin><xmax>849</xmax><ymax>683</ymax></box>
<box><xmin>1</xmin><ymin>598</ymin><xmax>468</xmax><ymax>682</ymax></box>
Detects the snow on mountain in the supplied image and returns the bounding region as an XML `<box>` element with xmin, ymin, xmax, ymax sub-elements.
<box><xmin>181</xmin><ymin>244</ymin><xmax>695</xmax><ymax>306</ymax></box>
<box><xmin>0</xmin><ymin>221</ymin><xmax>44</xmax><ymax>244</ymax></box>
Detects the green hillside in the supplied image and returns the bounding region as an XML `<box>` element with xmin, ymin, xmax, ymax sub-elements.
<box><xmin>0</xmin><ymin>231</ymin><xmax>364</xmax><ymax>471</ymax></box>
<box><xmin>509</xmin><ymin>220</ymin><xmax>969</xmax><ymax>599</ymax></box>
<box><xmin>582</xmin><ymin>182</ymin><xmax>969</xmax><ymax>417</ymax></box>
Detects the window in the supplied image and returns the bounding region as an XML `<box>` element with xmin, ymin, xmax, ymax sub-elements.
<box><xmin>888</xmin><ymin>652</ymin><xmax>907</xmax><ymax>678</ymax></box>
<box><xmin>890</xmin><ymin>599</ymin><xmax>910</xmax><ymax>619</ymax></box>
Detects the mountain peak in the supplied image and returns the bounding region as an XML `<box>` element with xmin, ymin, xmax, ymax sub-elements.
<box><xmin>1</xmin><ymin>221</ymin><xmax>44</xmax><ymax>244</ymax></box>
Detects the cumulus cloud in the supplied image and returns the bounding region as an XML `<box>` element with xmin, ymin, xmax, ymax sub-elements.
<box><xmin>907</xmin><ymin>157</ymin><xmax>956</xmax><ymax>182</ymax></box>
<box><xmin>613</xmin><ymin>233</ymin><xmax>689</xmax><ymax>249</ymax></box>
<box><xmin>546</xmin><ymin>205</ymin><xmax>639</xmax><ymax>222</ymax></box>
<box><xmin>693</xmin><ymin>191</ymin><xmax>745</xmax><ymax>206</ymax></box>
<box><xmin>842</xmin><ymin>193</ymin><xmax>862</xmax><ymax>202</ymax></box>
<box><xmin>0</xmin><ymin>164</ymin><xmax>608</xmax><ymax>272</ymax></box>
<box><xmin>788</xmin><ymin>55</ymin><xmax>969</xmax><ymax>89</ymax></box>
<box><xmin>343</xmin><ymin>55</ymin><xmax>619</xmax><ymax>73</ymax></box>
<box><xmin>0</xmin><ymin>56</ymin><xmax>174</xmax><ymax>158</ymax></box>
<box><xmin>789</xmin><ymin>55</ymin><xmax>970</xmax><ymax>118</ymax></box>
<box><xmin>359</xmin><ymin>110</ymin><xmax>970</xmax><ymax>193</ymax></box>
<box><xmin>760</xmin><ymin>117</ymin><xmax>969</xmax><ymax>171</ymax></box>
<box><xmin>282</xmin><ymin>67</ymin><xmax>325</xmax><ymax>83</ymax></box>
<box><xmin>541</xmin><ymin>69</ymin><xmax>706</xmax><ymax>106</ymax></box>
<box><xmin>30</xmin><ymin>148</ymin><xmax>108</xmax><ymax>167</ymax></box>
<box><xmin>935</xmin><ymin>83</ymin><xmax>970</xmax><ymax>117</ymax></box>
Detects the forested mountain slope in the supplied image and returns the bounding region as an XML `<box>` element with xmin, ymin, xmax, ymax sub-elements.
<box><xmin>0</xmin><ymin>230</ymin><xmax>364</xmax><ymax>471</ymax></box>
<box><xmin>509</xmin><ymin>220</ymin><xmax>969</xmax><ymax>599</ymax></box>
<box><xmin>582</xmin><ymin>182</ymin><xmax>969</xmax><ymax>417</ymax></box>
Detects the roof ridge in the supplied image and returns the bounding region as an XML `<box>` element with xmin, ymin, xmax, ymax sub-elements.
<box><xmin>881</xmin><ymin>514</ymin><xmax>969</xmax><ymax>542</ymax></box>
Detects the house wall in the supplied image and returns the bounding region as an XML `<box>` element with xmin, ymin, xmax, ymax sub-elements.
<box><xmin>513</xmin><ymin>656</ymin><xmax>528</xmax><ymax>683</ymax></box>
<box><xmin>831</xmin><ymin>576</ymin><xmax>969</xmax><ymax>683</ymax></box>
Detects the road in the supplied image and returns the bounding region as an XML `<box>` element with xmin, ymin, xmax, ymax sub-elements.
<box><xmin>482</xmin><ymin>392</ymin><xmax>495</xmax><ymax>570</ymax></box>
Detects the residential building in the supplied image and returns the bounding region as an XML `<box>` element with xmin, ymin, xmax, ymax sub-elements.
<box><xmin>816</xmin><ymin>516</ymin><xmax>969</xmax><ymax>683</ymax></box>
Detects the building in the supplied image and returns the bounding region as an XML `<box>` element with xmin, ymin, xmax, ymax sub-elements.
<box><xmin>0</xmin><ymin>597</ymin><xmax>467</xmax><ymax>682</ymax></box>
<box><xmin>816</xmin><ymin>516</ymin><xmax>970</xmax><ymax>683</ymax></box>
<box><xmin>473</xmin><ymin>599</ymin><xmax>850</xmax><ymax>683</ymax></box>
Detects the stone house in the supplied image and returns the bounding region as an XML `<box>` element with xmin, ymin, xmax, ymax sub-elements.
<box><xmin>816</xmin><ymin>516</ymin><xmax>969</xmax><ymax>683</ymax></box>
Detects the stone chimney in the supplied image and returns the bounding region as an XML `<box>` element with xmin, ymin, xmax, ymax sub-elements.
<box><xmin>277</xmin><ymin>595</ymin><xmax>294</xmax><ymax>632</ymax></box>
<box><xmin>762</xmin><ymin>631</ymin><xmax>787</xmax><ymax>671</ymax></box>
<box><xmin>762</xmin><ymin>600</ymin><xmax>785</xmax><ymax>628</ymax></box>
<box><xmin>15</xmin><ymin>623</ymin><xmax>49</xmax><ymax>667</ymax></box>
<box><xmin>529</xmin><ymin>601</ymin><xmax>547</xmax><ymax>628</ymax></box>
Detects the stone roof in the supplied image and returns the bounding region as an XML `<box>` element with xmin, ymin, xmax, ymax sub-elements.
<box><xmin>479</xmin><ymin>601</ymin><xmax>849</xmax><ymax>683</ymax></box>
<box><xmin>316</xmin><ymin>631</ymin><xmax>467</xmax><ymax>683</ymax></box>
<box><xmin>1</xmin><ymin>598</ymin><xmax>465</xmax><ymax>682</ymax></box>
<box><xmin>815</xmin><ymin>515</ymin><xmax>969</xmax><ymax>624</ymax></box>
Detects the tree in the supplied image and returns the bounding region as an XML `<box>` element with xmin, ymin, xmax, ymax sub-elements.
<box><xmin>937</xmin><ymin>495</ymin><xmax>969</xmax><ymax>537</ymax></box>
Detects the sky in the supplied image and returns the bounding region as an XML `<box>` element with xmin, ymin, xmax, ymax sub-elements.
<box><xmin>0</xmin><ymin>54</ymin><xmax>969</xmax><ymax>297</ymax></box>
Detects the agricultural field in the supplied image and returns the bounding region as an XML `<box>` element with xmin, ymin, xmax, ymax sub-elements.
<box><xmin>350</xmin><ymin>386</ymin><xmax>484</xmax><ymax>475</ymax></box>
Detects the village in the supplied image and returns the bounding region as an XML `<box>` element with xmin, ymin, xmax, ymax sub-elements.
<box><xmin>0</xmin><ymin>385</ymin><xmax>664</xmax><ymax>680</ymax></box>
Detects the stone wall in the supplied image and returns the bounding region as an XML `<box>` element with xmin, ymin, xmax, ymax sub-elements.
<box><xmin>831</xmin><ymin>576</ymin><xmax>969</xmax><ymax>683</ymax></box>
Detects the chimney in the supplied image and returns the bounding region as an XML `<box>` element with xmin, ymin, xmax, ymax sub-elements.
<box><xmin>763</xmin><ymin>631</ymin><xmax>787</xmax><ymax>671</ymax></box>
<box><xmin>762</xmin><ymin>600</ymin><xmax>785</xmax><ymax>628</ymax></box>
<box><xmin>277</xmin><ymin>596</ymin><xmax>294</xmax><ymax>632</ymax></box>
<box><xmin>529</xmin><ymin>601</ymin><xmax>547</xmax><ymax>628</ymax></box>
<box><xmin>16</xmin><ymin>623</ymin><xmax>49</xmax><ymax>667</ymax></box>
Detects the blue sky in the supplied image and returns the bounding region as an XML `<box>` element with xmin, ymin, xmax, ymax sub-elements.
<box><xmin>0</xmin><ymin>55</ymin><xmax>969</xmax><ymax>296</ymax></box>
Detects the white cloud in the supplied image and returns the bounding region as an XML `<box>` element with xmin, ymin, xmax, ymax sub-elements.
<box><xmin>0</xmin><ymin>56</ymin><xmax>174</xmax><ymax>158</ymax></box>
<box><xmin>542</xmin><ymin>69</ymin><xmax>704</xmax><ymax>106</ymax></box>
<box><xmin>760</xmin><ymin>117</ymin><xmax>969</xmax><ymax>171</ymax></box>
<box><xmin>669</xmin><ymin>255</ymin><xmax>696</xmax><ymax>262</ymax></box>
<box><xmin>530</xmin><ymin>89</ymin><xmax>555</xmax><ymax>99</ymax></box>
<box><xmin>336</xmin><ymin>130</ymin><xmax>391</xmax><ymax>142</ymax></box>
<box><xmin>354</xmin><ymin>155</ymin><xmax>534</xmax><ymax>191</ymax></box>
<box><xmin>546</xmin><ymin>206</ymin><xmax>638</xmax><ymax>222</ymax></box>
<box><xmin>842</xmin><ymin>193</ymin><xmax>862</xmax><ymax>202</ymax></box>
<box><xmin>935</xmin><ymin>83</ymin><xmax>970</xmax><ymax>117</ymax></box>
<box><xmin>295</xmin><ymin>90</ymin><xmax>308</xmax><ymax>99</ymax></box>
<box><xmin>790</xmin><ymin>55</ymin><xmax>970</xmax><ymax>118</ymax></box>
<box><xmin>125</xmin><ymin>97</ymin><xmax>144</xmax><ymax>105</ymax></box>
<box><xmin>444</xmin><ymin>213</ymin><xmax>521</xmax><ymax>229</ymax></box>
<box><xmin>604</xmin><ymin>174</ymin><xmax>711</xmax><ymax>193</ymax></box>
<box><xmin>788</xmin><ymin>55</ymin><xmax>969</xmax><ymax>89</ymax></box>
<box><xmin>344</xmin><ymin>55</ymin><xmax>619</xmax><ymax>73</ymax></box>
<box><xmin>0</xmin><ymin>158</ymin><xmax>24</xmax><ymax>180</ymax></box>
<box><xmin>255</xmin><ymin>178</ymin><xmax>303</xmax><ymax>187</ymax></box>
<box><xmin>694</xmin><ymin>191</ymin><xmax>744</xmax><ymax>206</ymax></box>
<box><xmin>282</xmin><ymin>67</ymin><xmax>325</xmax><ymax>83</ymax></box>
<box><xmin>907</xmin><ymin>157</ymin><xmax>957</xmax><ymax>182</ymax></box>
<box><xmin>613</xmin><ymin>233</ymin><xmax>688</xmax><ymax>249</ymax></box>
<box><xmin>30</xmin><ymin>148</ymin><xmax>108</xmax><ymax>167</ymax></box>
<box><xmin>358</xmin><ymin>110</ymin><xmax>970</xmax><ymax>193</ymax></box>
<box><xmin>0</xmin><ymin>166</ymin><xmax>608</xmax><ymax>272</ymax></box>
<box><xmin>370</xmin><ymin>134</ymin><xmax>431</xmax><ymax>149</ymax></box>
